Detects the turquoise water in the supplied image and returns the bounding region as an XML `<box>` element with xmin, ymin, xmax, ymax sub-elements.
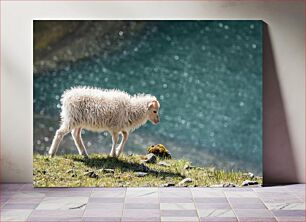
<box><xmin>34</xmin><ymin>21</ymin><xmax>262</xmax><ymax>174</ymax></box>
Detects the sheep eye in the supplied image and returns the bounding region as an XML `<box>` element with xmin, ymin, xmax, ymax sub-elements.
<box><xmin>153</xmin><ymin>111</ymin><xmax>157</xmax><ymax>114</ymax></box>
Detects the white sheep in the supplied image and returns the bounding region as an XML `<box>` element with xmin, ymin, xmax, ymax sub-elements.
<box><xmin>48</xmin><ymin>86</ymin><xmax>160</xmax><ymax>158</ymax></box>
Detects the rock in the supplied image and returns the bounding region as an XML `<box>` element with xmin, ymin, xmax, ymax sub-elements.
<box><xmin>241</xmin><ymin>180</ymin><xmax>258</xmax><ymax>186</ymax></box>
<box><xmin>160</xmin><ymin>183</ymin><xmax>175</xmax><ymax>187</ymax></box>
<box><xmin>248</xmin><ymin>172</ymin><xmax>255</xmax><ymax>179</ymax></box>
<box><xmin>66</xmin><ymin>169</ymin><xmax>74</xmax><ymax>174</ymax></box>
<box><xmin>158</xmin><ymin>161</ymin><xmax>170</xmax><ymax>167</ymax></box>
<box><xmin>83</xmin><ymin>171</ymin><xmax>98</xmax><ymax>178</ymax></box>
<box><xmin>243</xmin><ymin>172</ymin><xmax>255</xmax><ymax>179</ymax></box>
<box><xmin>223</xmin><ymin>183</ymin><xmax>236</xmax><ymax>187</ymax></box>
<box><xmin>147</xmin><ymin>144</ymin><xmax>172</xmax><ymax>159</ymax></box>
<box><xmin>178</xmin><ymin>178</ymin><xmax>193</xmax><ymax>186</ymax></box>
<box><xmin>210</xmin><ymin>183</ymin><xmax>236</xmax><ymax>188</ymax></box>
<box><xmin>183</xmin><ymin>163</ymin><xmax>195</xmax><ymax>170</ymax></box>
<box><xmin>141</xmin><ymin>153</ymin><xmax>157</xmax><ymax>164</ymax></box>
<box><xmin>134</xmin><ymin>172</ymin><xmax>148</xmax><ymax>177</ymax></box>
<box><xmin>83</xmin><ymin>171</ymin><xmax>91</xmax><ymax>176</ymax></box>
<box><xmin>98</xmin><ymin>169</ymin><xmax>115</xmax><ymax>174</ymax></box>
<box><xmin>138</xmin><ymin>163</ymin><xmax>150</xmax><ymax>172</ymax></box>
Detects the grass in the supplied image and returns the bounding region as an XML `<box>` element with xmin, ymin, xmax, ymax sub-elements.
<box><xmin>33</xmin><ymin>153</ymin><xmax>262</xmax><ymax>187</ymax></box>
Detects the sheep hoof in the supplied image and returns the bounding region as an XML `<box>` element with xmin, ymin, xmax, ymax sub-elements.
<box><xmin>109</xmin><ymin>153</ymin><xmax>116</xmax><ymax>158</ymax></box>
<box><xmin>115</xmin><ymin>151</ymin><xmax>121</xmax><ymax>157</ymax></box>
<box><xmin>48</xmin><ymin>153</ymin><xmax>54</xmax><ymax>158</ymax></box>
<box><xmin>83</xmin><ymin>154</ymin><xmax>89</xmax><ymax>159</ymax></box>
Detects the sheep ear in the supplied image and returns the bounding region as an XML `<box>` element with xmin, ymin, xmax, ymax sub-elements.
<box><xmin>147</xmin><ymin>101</ymin><xmax>155</xmax><ymax>109</ymax></box>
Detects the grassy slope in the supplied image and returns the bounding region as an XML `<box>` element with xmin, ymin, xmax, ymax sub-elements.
<box><xmin>33</xmin><ymin>154</ymin><xmax>262</xmax><ymax>187</ymax></box>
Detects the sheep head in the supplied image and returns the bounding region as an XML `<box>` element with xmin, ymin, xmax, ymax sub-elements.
<box><xmin>147</xmin><ymin>100</ymin><xmax>160</xmax><ymax>125</ymax></box>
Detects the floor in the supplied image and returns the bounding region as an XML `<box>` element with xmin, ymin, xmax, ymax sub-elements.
<box><xmin>0</xmin><ymin>184</ymin><xmax>304</xmax><ymax>222</ymax></box>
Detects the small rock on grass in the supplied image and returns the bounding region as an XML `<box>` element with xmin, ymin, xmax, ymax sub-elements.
<box><xmin>243</xmin><ymin>172</ymin><xmax>255</xmax><ymax>179</ymax></box>
<box><xmin>160</xmin><ymin>183</ymin><xmax>175</xmax><ymax>187</ymax></box>
<box><xmin>248</xmin><ymin>172</ymin><xmax>255</xmax><ymax>179</ymax></box>
<box><xmin>241</xmin><ymin>180</ymin><xmax>258</xmax><ymax>186</ymax></box>
<box><xmin>98</xmin><ymin>169</ymin><xmax>115</xmax><ymax>174</ymax></box>
<box><xmin>66</xmin><ymin>169</ymin><xmax>74</xmax><ymax>174</ymax></box>
<box><xmin>83</xmin><ymin>171</ymin><xmax>98</xmax><ymax>179</ymax></box>
<box><xmin>134</xmin><ymin>172</ymin><xmax>148</xmax><ymax>177</ymax></box>
<box><xmin>178</xmin><ymin>178</ymin><xmax>193</xmax><ymax>186</ymax></box>
<box><xmin>223</xmin><ymin>183</ymin><xmax>236</xmax><ymax>188</ymax></box>
<box><xmin>139</xmin><ymin>163</ymin><xmax>150</xmax><ymax>172</ymax></box>
<box><xmin>158</xmin><ymin>161</ymin><xmax>170</xmax><ymax>167</ymax></box>
<box><xmin>141</xmin><ymin>153</ymin><xmax>157</xmax><ymax>164</ymax></box>
<box><xmin>210</xmin><ymin>183</ymin><xmax>236</xmax><ymax>188</ymax></box>
<box><xmin>183</xmin><ymin>163</ymin><xmax>195</xmax><ymax>170</ymax></box>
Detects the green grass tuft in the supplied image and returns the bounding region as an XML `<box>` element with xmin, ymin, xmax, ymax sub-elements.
<box><xmin>33</xmin><ymin>153</ymin><xmax>262</xmax><ymax>187</ymax></box>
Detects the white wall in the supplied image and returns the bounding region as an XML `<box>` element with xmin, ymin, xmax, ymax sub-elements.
<box><xmin>1</xmin><ymin>1</ymin><xmax>304</xmax><ymax>183</ymax></box>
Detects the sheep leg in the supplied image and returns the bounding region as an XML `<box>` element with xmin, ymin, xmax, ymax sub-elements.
<box><xmin>109</xmin><ymin>132</ymin><xmax>118</xmax><ymax>157</ymax></box>
<box><xmin>48</xmin><ymin>125</ymin><xmax>70</xmax><ymax>157</ymax></box>
<box><xmin>116</xmin><ymin>131</ymin><xmax>129</xmax><ymax>157</ymax></box>
<box><xmin>71</xmin><ymin>128</ymin><xmax>89</xmax><ymax>158</ymax></box>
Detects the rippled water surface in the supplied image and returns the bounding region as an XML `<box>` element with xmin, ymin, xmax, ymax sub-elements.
<box><xmin>34</xmin><ymin>21</ymin><xmax>262</xmax><ymax>174</ymax></box>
